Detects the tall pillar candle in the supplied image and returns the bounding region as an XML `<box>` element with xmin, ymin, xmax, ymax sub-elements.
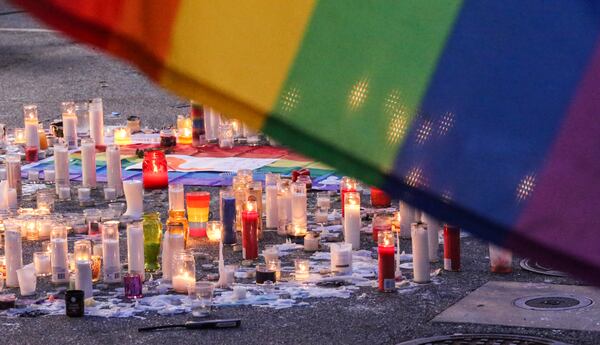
<box><xmin>191</xmin><ymin>101</ymin><xmax>207</xmax><ymax>147</ymax></box>
<box><xmin>54</xmin><ymin>143</ymin><xmax>69</xmax><ymax>194</ymax></box>
<box><xmin>61</xmin><ymin>101</ymin><xmax>78</xmax><ymax>149</ymax></box>
<box><xmin>411</xmin><ymin>222</ymin><xmax>430</xmax><ymax>283</ymax></box>
<box><xmin>50</xmin><ymin>226</ymin><xmax>69</xmax><ymax>284</ymax></box>
<box><xmin>74</xmin><ymin>240</ymin><xmax>93</xmax><ymax>299</ymax></box>
<box><xmin>247</xmin><ymin>181</ymin><xmax>263</xmax><ymax>236</ymax></box>
<box><xmin>4</xmin><ymin>224</ymin><xmax>23</xmax><ymax>287</ymax></box>
<box><xmin>399</xmin><ymin>201</ymin><xmax>416</xmax><ymax>239</ymax></box>
<box><xmin>127</xmin><ymin>222</ymin><xmax>145</xmax><ymax>281</ymax></box>
<box><xmin>102</xmin><ymin>221</ymin><xmax>121</xmax><ymax>283</ymax></box>
<box><xmin>340</xmin><ymin>177</ymin><xmax>357</xmax><ymax>218</ymax></box>
<box><xmin>123</xmin><ymin>180</ymin><xmax>144</xmax><ymax>220</ymax></box>
<box><xmin>186</xmin><ymin>191</ymin><xmax>210</xmax><ymax>237</ymax></box>
<box><xmin>422</xmin><ymin>213</ymin><xmax>440</xmax><ymax>263</ymax></box>
<box><xmin>6</xmin><ymin>153</ymin><xmax>21</xmax><ymax>196</ymax></box>
<box><xmin>163</xmin><ymin>217</ymin><xmax>185</xmax><ymax>281</ymax></box>
<box><xmin>378</xmin><ymin>230</ymin><xmax>395</xmax><ymax>292</ymax></box>
<box><xmin>291</xmin><ymin>182</ymin><xmax>307</xmax><ymax>227</ymax></box>
<box><xmin>265</xmin><ymin>173</ymin><xmax>280</xmax><ymax>229</ymax></box>
<box><xmin>343</xmin><ymin>191</ymin><xmax>361</xmax><ymax>250</ymax></box>
<box><xmin>276</xmin><ymin>179</ymin><xmax>291</xmax><ymax>235</ymax></box>
<box><xmin>220</xmin><ymin>189</ymin><xmax>237</xmax><ymax>245</ymax></box>
<box><xmin>168</xmin><ymin>183</ymin><xmax>185</xmax><ymax>211</ymax></box>
<box><xmin>232</xmin><ymin>175</ymin><xmax>248</xmax><ymax>231</ymax></box>
<box><xmin>241</xmin><ymin>200</ymin><xmax>259</xmax><ymax>260</ymax></box>
<box><xmin>23</xmin><ymin>104</ymin><xmax>40</xmax><ymax>151</ymax></box>
<box><xmin>88</xmin><ymin>98</ymin><xmax>105</xmax><ymax>147</ymax></box>
<box><xmin>443</xmin><ymin>224</ymin><xmax>461</xmax><ymax>271</ymax></box>
<box><xmin>81</xmin><ymin>138</ymin><xmax>97</xmax><ymax>188</ymax></box>
<box><xmin>106</xmin><ymin>144</ymin><xmax>123</xmax><ymax>196</ymax></box>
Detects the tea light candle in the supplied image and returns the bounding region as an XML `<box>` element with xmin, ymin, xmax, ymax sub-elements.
<box><xmin>23</xmin><ymin>105</ymin><xmax>40</xmax><ymax>150</ymax></box>
<box><xmin>104</xmin><ymin>187</ymin><xmax>117</xmax><ymax>201</ymax></box>
<box><xmin>33</xmin><ymin>251</ymin><xmax>51</xmax><ymax>276</ymax></box>
<box><xmin>411</xmin><ymin>222</ymin><xmax>430</xmax><ymax>283</ymax></box>
<box><xmin>343</xmin><ymin>191</ymin><xmax>361</xmax><ymax>250</ymax></box>
<box><xmin>61</xmin><ymin>101</ymin><xmax>78</xmax><ymax>149</ymax></box>
<box><xmin>16</xmin><ymin>266</ymin><xmax>36</xmax><ymax>296</ymax></box>
<box><xmin>126</xmin><ymin>222</ymin><xmax>145</xmax><ymax>282</ymax></box>
<box><xmin>50</xmin><ymin>226</ymin><xmax>69</xmax><ymax>284</ymax></box>
<box><xmin>265</xmin><ymin>173</ymin><xmax>279</xmax><ymax>229</ymax></box>
<box><xmin>378</xmin><ymin>230</ymin><xmax>395</xmax><ymax>292</ymax></box>
<box><xmin>220</xmin><ymin>189</ymin><xmax>236</xmax><ymax>245</ymax></box>
<box><xmin>4</xmin><ymin>225</ymin><xmax>23</xmax><ymax>287</ymax></box>
<box><xmin>291</xmin><ymin>182</ymin><xmax>307</xmax><ymax>227</ymax></box>
<box><xmin>276</xmin><ymin>180</ymin><xmax>291</xmax><ymax>235</ymax></box>
<box><xmin>53</xmin><ymin>143</ymin><xmax>69</xmax><ymax>194</ymax></box>
<box><xmin>106</xmin><ymin>144</ymin><xmax>123</xmax><ymax>196</ymax></box>
<box><xmin>89</xmin><ymin>98</ymin><xmax>105</xmax><ymax>146</ymax></box>
<box><xmin>241</xmin><ymin>200</ymin><xmax>259</xmax><ymax>260</ymax></box>
<box><xmin>58</xmin><ymin>186</ymin><xmax>71</xmax><ymax>200</ymax></box>
<box><xmin>44</xmin><ymin>169</ymin><xmax>55</xmax><ymax>182</ymax></box>
<box><xmin>102</xmin><ymin>221</ymin><xmax>121</xmax><ymax>283</ymax></box>
<box><xmin>113</xmin><ymin>127</ymin><xmax>131</xmax><ymax>145</ymax></box>
<box><xmin>81</xmin><ymin>138</ymin><xmax>97</xmax><ymax>188</ymax></box>
<box><xmin>303</xmin><ymin>232</ymin><xmax>320</xmax><ymax>252</ymax></box>
<box><xmin>294</xmin><ymin>259</ymin><xmax>310</xmax><ymax>281</ymax></box>
<box><xmin>206</xmin><ymin>221</ymin><xmax>223</xmax><ymax>242</ymax></box>
<box><xmin>330</xmin><ymin>243</ymin><xmax>352</xmax><ymax>276</ymax></box>
<box><xmin>74</xmin><ymin>240</ymin><xmax>93</xmax><ymax>299</ymax></box>
<box><xmin>78</xmin><ymin>187</ymin><xmax>91</xmax><ymax>202</ymax></box>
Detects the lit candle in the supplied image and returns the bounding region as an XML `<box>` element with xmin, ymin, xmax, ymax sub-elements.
<box><xmin>232</xmin><ymin>175</ymin><xmax>248</xmax><ymax>232</ymax></box>
<box><xmin>123</xmin><ymin>180</ymin><xmax>144</xmax><ymax>220</ymax></box>
<box><xmin>4</xmin><ymin>224</ymin><xmax>23</xmax><ymax>287</ymax></box>
<box><xmin>276</xmin><ymin>179</ymin><xmax>291</xmax><ymax>236</ymax></box>
<box><xmin>102</xmin><ymin>221</ymin><xmax>121</xmax><ymax>283</ymax></box>
<box><xmin>422</xmin><ymin>213</ymin><xmax>440</xmax><ymax>263</ymax></box>
<box><xmin>23</xmin><ymin>105</ymin><xmax>40</xmax><ymax>161</ymax></box>
<box><xmin>291</xmin><ymin>182</ymin><xmax>307</xmax><ymax>227</ymax></box>
<box><xmin>16</xmin><ymin>265</ymin><xmax>36</xmax><ymax>296</ymax></box>
<box><xmin>168</xmin><ymin>183</ymin><xmax>185</xmax><ymax>211</ymax></box>
<box><xmin>241</xmin><ymin>200</ymin><xmax>259</xmax><ymax>260</ymax></box>
<box><xmin>53</xmin><ymin>143</ymin><xmax>70</xmax><ymax>194</ymax></box>
<box><xmin>74</xmin><ymin>240</ymin><xmax>93</xmax><ymax>299</ymax></box>
<box><xmin>106</xmin><ymin>144</ymin><xmax>123</xmax><ymax>196</ymax></box>
<box><xmin>286</xmin><ymin>223</ymin><xmax>307</xmax><ymax>244</ymax></box>
<box><xmin>33</xmin><ymin>251</ymin><xmax>51</xmax><ymax>277</ymax></box>
<box><xmin>399</xmin><ymin>201</ymin><xmax>416</xmax><ymax>239</ymax></box>
<box><xmin>171</xmin><ymin>250</ymin><xmax>195</xmax><ymax>293</ymax></box>
<box><xmin>38</xmin><ymin>218</ymin><xmax>52</xmax><ymax>239</ymax></box>
<box><xmin>81</xmin><ymin>138</ymin><xmax>96</xmax><ymax>188</ymax></box>
<box><xmin>265</xmin><ymin>173</ymin><xmax>279</xmax><ymax>229</ymax></box>
<box><xmin>13</xmin><ymin>128</ymin><xmax>25</xmax><ymax>144</ymax></box>
<box><xmin>247</xmin><ymin>181</ymin><xmax>263</xmax><ymax>237</ymax></box>
<box><xmin>126</xmin><ymin>222</ymin><xmax>145</xmax><ymax>282</ymax></box>
<box><xmin>26</xmin><ymin>220</ymin><xmax>39</xmax><ymax>241</ymax></box>
<box><xmin>113</xmin><ymin>127</ymin><xmax>131</xmax><ymax>145</ymax></box>
<box><xmin>378</xmin><ymin>230</ymin><xmax>395</xmax><ymax>292</ymax></box>
<box><xmin>44</xmin><ymin>169</ymin><xmax>55</xmax><ymax>182</ymax></box>
<box><xmin>176</xmin><ymin>115</ymin><xmax>192</xmax><ymax>145</ymax></box>
<box><xmin>316</xmin><ymin>192</ymin><xmax>331</xmax><ymax>210</ymax></box>
<box><xmin>162</xmin><ymin>217</ymin><xmax>186</xmax><ymax>281</ymax></box>
<box><xmin>372</xmin><ymin>213</ymin><xmax>392</xmax><ymax>242</ymax></box>
<box><xmin>51</xmin><ymin>226</ymin><xmax>69</xmax><ymax>284</ymax></box>
<box><xmin>220</xmin><ymin>189</ymin><xmax>236</xmax><ymax>245</ymax></box>
<box><xmin>186</xmin><ymin>191</ymin><xmax>210</xmax><ymax>237</ymax></box>
<box><xmin>343</xmin><ymin>191</ymin><xmax>361</xmax><ymax>250</ymax></box>
<box><xmin>262</xmin><ymin>247</ymin><xmax>279</xmax><ymax>263</ymax></box>
<box><xmin>142</xmin><ymin>150</ymin><xmax>169</xmax><ymax>189</ymax></box>
<box><xmin>6</xmin><ymin>153</ymin><xmax>21</xmax><ymax>196</ymax></box>
<box><xmin>443</xmin><ymin>224</ymin><xmax>461</xmax><ymax>272</ymax></box>
<box><xmin>330</xmin><ymin>243</ymin><xmax>353</xmax><ymax>276</ymax></box>
<box><xmin>411</xmin><ymin>222</ymin><xmax>430</xmax><ymax>283</ymax></box>
<box><xmin>294</xmin><ymin>259</ymin><xmax>310</xmax><ymax>281</ymax></box>
<box><xmin>340</xmin><ymin>177</ymin><xmax>357</xmax><ymax>218</ymax></box>
<box><xmin>206</xmin><ymin>221</ymin><xmax>222</xmax><ymax>242</ymax></box>
<box><xmin>61</xmin><ymin>101</ymin><xmax>78</xmax><ymax>149</ymax></box>
<box><xmin>88</xmin><ymin>98</ymin><xmax>105</xmax><ymax>147</ymax></box>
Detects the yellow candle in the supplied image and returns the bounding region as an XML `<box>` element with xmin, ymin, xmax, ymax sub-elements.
<box><xmin>113</xmin><ymin>127</ymin><xmax>131</xmax><ymax>145</ymax></box>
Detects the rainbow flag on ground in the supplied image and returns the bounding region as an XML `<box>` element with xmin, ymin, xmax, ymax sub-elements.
<box><xmin>12</xmin><ymin>0</ymin><xmax>600</xmax><ymax>283</ymax></box>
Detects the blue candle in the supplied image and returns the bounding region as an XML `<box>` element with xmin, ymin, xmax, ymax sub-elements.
<box><xmin>220</xmin><ymin>190</ymin><xmax>237</xmax><ymax>245</ymax></box>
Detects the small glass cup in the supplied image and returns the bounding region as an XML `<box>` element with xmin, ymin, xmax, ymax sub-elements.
<box><xmin>124</xmin><ymin>272</ymin><xmax>143</xmax><ymax>299</ymax></box>
<box><xmin>189</xmin><ymin>282</ymin><xmax>215</xmax><ymax>318</ymax></box>
<box><xmin>33</xmin><ymin>251</ymin><xmax>51</xmax><ymax>277</ymax></box>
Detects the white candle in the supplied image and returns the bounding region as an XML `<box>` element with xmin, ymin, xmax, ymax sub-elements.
<box><xmin>343</xmin><ymin>197</ymin><xmax>361</xmax><ymax>250</ymax></box>
<box><xmin>303</xmin><ymin>233</ymin><xmax>320</xmax><ymax>252</ymax></box>
<box><xmin>93</xmin><ymin>243</ymin><xmax>103</xmax><ymax>257</ymax></box>
<box><xmin>6</xmin><ymin>153</ymin><xmax>21</xmax><ymax>195</ymax></box>
<box><xmin>168</xmin><ymin>183</ymin><xmax>185</xmax><ymax>211</ymax></box>
<box><xmin>162</xmin><ymin>232</ymin><xmax>184</xmax><ymax>281</ymax></box>
<box><xmin>16</xmin><ymin>266</ymin><xmax>36</xmax><ymax>296</ymax></box>
<box><xmin>81</xmin><ymin>138</ymin><xmax>96</xmax><ymax>188</ymax></box>
<box><xmin>422</xmin><ymin>213</ymin><xmax>440</xmax><ymax>263</ymax></box>
<box><xmin>411</xmin><ymin>222</ymin><xmax>430</xmax><ymax>283</ymax></box>
<box><xmin>88</xmin><ymin>98</ymin><xmax>105</xmax><ymax>146</ymax></box>
<box><xmin>262</xmin><ymin>247</ymin><xmax>279</xmax><ymax>263</ymax></box>
<box><xmin>102</xmin><ymin>221</ymin><xmax>121</xmax><ymax>283</ymax></box>
<box><xmin>28</xmin><ymin>170</ymin><xmax>39</xmax><ymax>182</ymax></box>
<box><xmin>277</xmin><ymin>182</ymin><xmax>291</xmax><ymax>235</ymax></box>
<box><xmin>104</xmin><ymin>187</ymin><xmax>116</xmax><ymax>201</ymax></box>
<box><xmin>51</xmin><ymin>237</ymin><xmax>69</xmax><ymax>284</ymax></box>
<box><xmin>23</xmin><ymin>105</ymin><xmax>39</xmax><ymax>149</ymax></box>
<box><xmin>58</xmin><ymin>186</ymin><xmax>71</xmax><ymax>200</ymax></box>
<box><xmin>33</xmin><ymin>252</ymin><xmax>51</xmax><ymax>276</ymax></box>
<box><xmin>172</xmin><ymin>272</ymin><xmax>195</xmax><ymax>293</ymax></box>
<box><xmin>330</xmin><ymin>243</ymin><xmax>353</xmax><ymax>275</ymax></box>
<box><xmin>291</xmin><ymin>182</ymin><xmax>307</xmax><ymax>227</ymax></box>
<box><xmin>317</xmin><ymin>194</ymin><xmax>331</xmax><ymax>209</ymax></box>
<box><xmin>54</xmin><ymin>144</ymin><xmax>70</xmax><ymax>194</ymax></box>
<box><xmin>106</xmin><ymin>145</ymin><xmax>123</xmax><ymax>196</ymax></box>
<box><xmin>123</xmin><ymin>180</ymin><xmax>143</xmax><ymax>220</ymax></box>
<box><xmin>38</xmin><ymin>220</ymin><xmax>52</xmax><ymax>239</ymax></box>
<box><xmin>78</xmin><ymin>187</ymin><xmax>91</xmax><ymax>201</ymax></box>
<box><xmin>63</xmin><ymin>113</ymin><xmax>78</xmax><ymax>149</ymax></box>
<box><xmin>232</xmin><ymin>286</ymin><xmax>247</xmax><ymax>300</ymax></box>
<box><xmin>127</xmin><ymin>222</ymin><xmax>145</xmax><ymax>281</ymax></box>
<box><xmin>315</xmin><ymin>209</ymin><xmax>328</xmax><ymax>223</ymax></box>
<box><xmin>265</xmin><ymin>184</ymin><xmax>278</xmax><ymax>228</ymax></box>
<box><xmin>399</xmin><ymin>201</ymin><xmax>416</xmax><ymax>239</ymax></box>
<box><xmin>7</xmin><ymin>188</ymin><xmax>17</xmax><ymax>210</ymax></box>
<box><xmin>0</xmin><ymin>168</ymin><xmax>6</xmax><ymax>180</ymax></box>
<box><xmin>4</xmin><ymin>226</ymin><xmax>23</xmax><ymax>288</ymax></box>
<box><xmin>75</xmin><ymin>260</ymin><xmax>93</xmax><ymax>299</ymax></box>
<box><xmin>44</xmin><ymin>169</ymin><xmax>55</xmax><ymax>182</ymax></box>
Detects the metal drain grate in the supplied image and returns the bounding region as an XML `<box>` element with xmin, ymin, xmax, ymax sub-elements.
<box><xmin>520</xmin><ymin>258</ymin><xmax>568</xmax><ymax>277</ymax></box>
<box><xmin>514</xmin><ymin>294</ymin><xmax>593</xmax><ymax>311</ymax></box>
<box><xmin>397</xmin><ymin>333</ymin><xmax>572</xmax><ymax>345</ymax></box>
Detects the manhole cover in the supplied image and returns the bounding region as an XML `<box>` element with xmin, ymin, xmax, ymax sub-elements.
<box><xmin>397</xmin><ymin>333</ymin><xmax>571</xmax><ymax>345</ymax></box>
<box><xmin>520</xmin><ymin>258</ymin><xmax>568</xmax><ymax>277</ymax></box>
<box><xmin>514</xmin><ymin>294</ymin><xmax>593</xmax><ymax>311</ymax></box>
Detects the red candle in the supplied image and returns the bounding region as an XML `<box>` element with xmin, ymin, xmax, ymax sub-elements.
<box><xmin>340</xmin><ymin>177</ymin><xmax>357</xmax><ymax>218</ymax></box>
<box><xmin>242</xmin><ymin>200</ymin><xmax>259</xmax><ymax>260</ymax></box>
<box><xmin>443</xmin><ymin>224</ymin><xmax>461</xmax><ymax>271</ymax></box>
<box><xmin>378</xmin><ymin>230</ymin><xmax>395</xmax><ymax>292</ymax></box>
<box><xmin>25</xmin><ymin>146</ymin><xmax>38</xmax><ymax>163</ymax></box>
<box><xmin>142</xmin><ymin>150</ymin><xmax>168</xmax><ymax>189</ymax></box>
<box><xmin>370</xmin><ymin>187</ymin><xmax>391</xmax><ymax>208</ymax></box>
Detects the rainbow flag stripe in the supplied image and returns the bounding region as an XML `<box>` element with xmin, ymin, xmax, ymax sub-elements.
<box><xmin>13</xmin><ymin>0</ymin><xmax>600</xmax><ymax>282</ymax></box>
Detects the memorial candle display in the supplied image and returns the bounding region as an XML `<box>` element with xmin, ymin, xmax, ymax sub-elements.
<box><xmin>265</xmin><ymin>173</ymin><xmax>279</xmax><ymax>229</ymax></box>
<box><xmin>50</xmin><ymin>226</ymin><xmax>69</xmax><ymax>284</ymax></box>
<box><xmin>176</xmin><ymin>115</ymin><xmax>192</xmax><ymax>145</ymax></box>
<box><xmin>186</xmin><ymin>191</ymin><xmax>210</xmax><ymax>237</ymax></box>
<box><xmin>102</xmin><ymin>221</ymin><xmax>121</xmax><ymax>283</ymax></box>
<box><xmin>422</xmin><ymin>213</ymin><xmax>440</xmax><ymax>263</ymax></box>
<box><xmin>142</xmin><ymin>150</ymin><xmax>169</xmax><ymax>189</ymax></box>
<box><xmin>372</xmin><ymin>212</ymin><xmax>392</xmax><ymax>242</ymax></box>
<box><xmin>113</xmin><ymin>127</ymin><xmax>131</xmax><ymax>145</ymax></box>
<box><xmin>168</xmin><ymin>183</ymin><xmax>185</xmax><ymax>211</ymax></box>
<box><xmin>242</xmin><ymin>200</ymin><xmax>259</xmax><ymax>260</ymax></box>
<box><xmin>127</xmin><ymin>222</ymin><xmax>145</xmax><ymax>281</ymax></box>
<box><xmin>143</xmin><ymin>212</ymin><xmax>162</xmax><ymax>272</ymax></box>
<box><xmin>343</xmin><ymin>191</ymin><xmax>361</xmax><ymax>250</ymax></box>
<box><xmin>163</xmin><ymin>213</ymin><xmax>186</xmax><ymax>281</ymax></box>
<box><xmin>88</xmin><ymin>98</ymin><xmax>104</xmax><ymax>147</ymax></box>
<box><xmin>80</xmin><ymin>138</ymin><xmax>96</xmax><ymax>188</ymax></box>
<box><xmin>443</xmin><ymin>224</ymin><xmax>461</xmax><ymax>272</ymax></box>
<box><xmin>74</xmin><ymin>240</ymin><xmax>93</xmax><ymax>299</ymax></box>
<box><xmin>23</xmin><ymin>104</ymin><xmax>39</xmax><ymax>161</ymax></box>
<box><xmin>6</xmin><ymin>153</ymin><xmax>22</xmax><ymax>196</ymax></box>
<box><xmin>106</xmin><ymin>144</ymin><xmax>123</xmax><ymax>196</ymax></box>
<box><xmin>191</xmin><ymin>101</ymin><xmax>207</xmax><ymax>147</ymax></box>
<box><xmin>172</xmin><ymin>250</ymin><xmax>196</xmax><ymax>293</ymax></box>
<box><xmin>411</xmin><ymin>222</ymin><xmax>430</xmax><ymax>283</ymax></box>
<box><xmin>4</xmin><ymin>224</ymin><xmax>23</xmax><ymax>287</ymax></box>
<box><xmin>61</xmin><ymin>101</ymin><xmax>78</xmax><ymax>149</ymax></box>
<box><xmin>330</xmin><ymin>243</ymin><xmax>353</xmax><ymax>275</ymax></box>
<box><xmin>220</xmin><ymin>189</ymin><xmax>237</xmax><ymax>245</ymax></box>
<box><xmin>123</xmin><ymin>180</ymin><xmax>143</xmax><ymax>220</ymax></box>
<box><xmin>378</xmin><ymin>230</ymin><xmax>395</xmax><ymax>292</ymax></box>
<box><xmin>276</xmin><ymin>179</ymin><xmax>291</xmax><ymax>235</ymax></box>
<box><xmin>370</xmin><ymin>187</ymin><xmax>391</xmax><ymax>208</ymax></box>
<box><xmin>340</xmin><ymin>177</ymin><xmax>357</xmax><ymax>217</ymax></box>
<box><xmin>291</xmin><ymin>182</ymin><xmax>307</xmax><ymax>227</ymax></box>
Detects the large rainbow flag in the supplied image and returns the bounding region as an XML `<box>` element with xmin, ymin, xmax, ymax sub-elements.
<box><xmin>12</xmin><ymin>0</ymin><xmax>600</xmax><ymax>283</ymax></box>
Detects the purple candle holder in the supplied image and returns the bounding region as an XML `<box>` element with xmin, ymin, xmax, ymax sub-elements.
<box><xmin>124</xmin><ymin>273</ymin><xmax>143</xmax><ymax>299</ymax></box>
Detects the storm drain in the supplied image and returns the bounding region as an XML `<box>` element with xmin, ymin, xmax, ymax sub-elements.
<box><xmin>397</xmin><ymin>333</ymin><xmax>571</xmax><ymax>345</ymax></box>
<box><xmin>520</xmin><ymin>258</ymin><xmax>568</xmax><ymax>277</ymax></box>
<box><xmin>514</xmin><ymin>294</ymin><xmax>593</xmax><ymax>311</ymax></box>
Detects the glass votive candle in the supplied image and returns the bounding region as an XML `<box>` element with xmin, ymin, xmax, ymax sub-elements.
<box><xmin>58</xmin><ymin>186</ymin><xmax>71</xmax><ymax>200</ymax></box>
<box><xmin>16</xmin><ymin>266</ymin><xmax>36</xmax><ymax>296</ymax></box>
<box><xmin>294</xmin><ymin>259</ymin><xmax>310</xmax><ymax>281</ymax></box>
<box><xmin>391</xmin><ymin>211</ymin><xmax>401</xmax><ymax>233</ymax></box>
<box><xmin>38</xmin><ymin>218</ymin><xmax>53</xmax><ymax>240</ymax></box>
<box><xmin>172</xmin><ymin>250</ymin><xmax>196</xmax><ymax>293</ymax></box>
<box><xmin>286</xmin><ymin>223</ymin><xmax>307</xmax><ymax>244</ymax></box>
<box><xmin>316</xmin><ymin>192</ymin><xmax>331</xmax><ymax>210</ymax></box>
<box><xmin>206</xmin><ymin>221</ymin><xmax>222</xmax><ymax>242</ymax></box>
<box><xmin>13</xmin><ymin>128</ymin><xmax>25</xmax><ymax>144</ymax></box>
<box><xmin>142</xmin><ymin>150</ymin><xmax>169</xmax><ymax>189</ymax></box>
<box><xmin>255</xmin><ymin>264</ymin><xmax>276</xmax><ymax>284</ymax></box>
<box><xmin>266</xmin><ymin>259</ymin><xmax>281</xmax><ymax>281</ymax></box>
<box><xmin>124</xmin><ymin>272</ymin><xmax>143</xmax><ymax>299</ymax></box>
<box><xmin>262</xmin><ymin>247</ymin><xmax>279</xmax><ymax>263</ymax></box>
<box><xmin>33</xmin><ymin>251</ymin><xmax>51</xmax><ymax>276</ymax></box>
<box><xmin>26</xmin><ymin>219</ymin><xmax>39</xmax><ymax>241</ymax></box>
<box><xmin>113</xmin><ymin>127</ymin><xmax>131</xmax><ymax>145</ymax></box>
<box><xmin>84</xmin><ymin>208</ymin><xmax>102</xmax><ymax>236</ymax></box>
<box><xmin>186</xmin><ymin>191</ymin><xmax>210</xmax><ymax>238</ymax></box>
<box><xmin>176</xmin><ymin>115</ymin><xmax>192</xmax><ymax>145</ymax></box>
<box><xmin>159</xmin><ymin>129</ymin><xmax>177</xmax><ymax>148</ymax></box>
<box><xmin>36</xmin><ymin>189</ymin><xmax>55</xmax><ymax>213</ymax></box>
<box><xmin>104</xmin><ymin>187</ymin><xmax>117</xmax><ymax>201</ymax></box>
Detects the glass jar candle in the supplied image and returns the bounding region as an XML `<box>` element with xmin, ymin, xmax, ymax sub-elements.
<box><xmin>340</xmin><ymin>177</ymin><xmax>358</xmax><ymax>218</ymax></box>
<box><xmin>206</xmin><ymin>221</ymin><xmax>222</xmax><ymax>242</ymax></box>
<box><xmin>163</xmin><ymin>210</ymin><xmax>188</xmax><ymax>281</ymax></box>
<box><xmin>265</xmin><ymin>173</ymin><xmax>280</xmax><ymax>229</ymax></box>
<box><xmin>232</xmin><ymin>175</ymin><xmax>248</xmax><ymax>232</ymax></box>
<box><xmin>23</xmin><ymin>104</ymin><xmax>40</xmax><ymax>149</ymax></box>
<box><xmin>6</xmin><ymin>153</ymin><xmax>21</xmax><ymax>196</ymax></box>
<box><xmin>190</xmin><ymin>101</ymin><xmax>207</xmax><ymax>147</ymax></box>
<box><xmin>102</xmin><ymin>220</ymin><xmax>121</xmax><ymax>283</ymax></box>
<box><xmin>176</xmin><ymin>115</ymin><xmax>192</xmax><ymax>145</ymax></box>
<box><xmin>50</xmin><ymin>226</ymin><xmax>69</xmax><ymax>284</ymax></box>
<box><xmin>378</xmin><ymin>230</ymin><xmax>395</xmax><ymax>292</ymax></box>
<box><xmin>74</xmin><ymin>101</ymin><xmax>89</xmax><ymax>137</ymax></box>
<box><xmin>276</xmin><ymin>180</ymin><xmax>292</xmax><ymax>235</ymax></box>
<box><xmin>219</xmin><ymin>189</ymin><xmax>236</xmax><ymax>245</ymax></box>
<box><xmin>113</xmin><ymin>127</ymin><xmax>131</xmax><ymax>145</ymax></box>
<box><xmin>294</xmin><ymin>259</ymin><xmax>310</xmax><ymax>281</ymax></box>
<box><xmin>13</xmin><ymin>127</ymin><xmax>25</xmax><ymax>145</ymax></box>
<box><xmin>172</xmin><ymin>250</ymin><xmax>196</xmax><ymax>293</ymax></box>
<box><xmin>142</xmin><ymin>150</ymin><xmax>169</xmax><ymax>189</ymax></box>
<box><xmin>186</xmin><ymin>191</ymin><xmax>210</xmax><ymax>238</ymax></box>
<box><xmin>168</xmin><ymin>183</ymin><xmax>185</xmax><ymax>211</ymax></box>
<box><xmin>241</xmin><ymin>200</ymin><xmax>259</xmax><ymax>260</ymax></box>
<box><xmin>61</xmin><ymin>101</ymin><xmax>78</xmax><ymax>149</ymax></box>
<box><xmin>33</xmin><ymin>251</ymin><xmax>51</xmax><ymax>277</ymax></box>
<box><xmin>143</xmin><ymin>212</ymin><xmax>162</xmax><ymax>272</ymax></box>
<box><xmin>247</xmin><ymin>181</ymin><xmax>263</xmax><ymax>237</ymax></box>
<box><xmin>38</xmin><ymin>124</ymin><xmax>48</xmax><ymax>150</ymax></box>
<box><xmin>343</xmin><ymin>191</ymin><xmax>361</xmax><ymax>250</ymax></box>
<box><xmin>489</xmin><ymin>244</ymin><xmax>513</xmax><ymax>273</ymax></box>
<box><xmin>286</xmin><ymin>223</ymin><xmax>307</xmax><ymax>244</ymax></box>
<box><xmin>126</xmin><ymin>222</ymin><xmax>145</xmax><ymax>280</ymax></box>
<box><xmin>330</xmin><ymin>243</ymin><xmax>353</xmax><ymax>276</ymax></box>
<box><xmin>160</xmin><ymin>129</ymin><xmax>176</xmax><ymax>148</ymax></box>
<box><xmin>291</xmin><ymin>182</ymin><xmax>307</xmax><ymax>227</ymax></box>
<box><xmin>218</xmin><ymin>121</ymin><xmax>234</xmax><ymax>149</ymax></box>
<box><xmin>370</xmin><ymin>187</ymin><xmax>391</xmax><ymax>208</ymax></box>
<box><xmin>74</xmin><ymin>240</ymin><xmax>93</xmax><ymax>298</ymax></box>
